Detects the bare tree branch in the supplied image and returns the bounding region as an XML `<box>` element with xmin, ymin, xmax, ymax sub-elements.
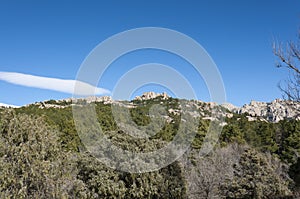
<box><xmin>289</xmin><ymin>42</ymin><xmax>300</xmax><ymax>62</ymax></box>
<box><xmin>273</xmin><ymin>29</ymin><xmax>300</xmax><ymax>102</ymax></box>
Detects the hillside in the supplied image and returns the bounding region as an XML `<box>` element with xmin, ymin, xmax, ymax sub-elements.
<box><xmin>0</xmin><ymin>92</ymin><xmax>299</xmax><ymax>198</ymax></box>
<box><xmin>28</xmin><ymin>92</ymin><xmax>300</xmax><ymax>123</ymax></box>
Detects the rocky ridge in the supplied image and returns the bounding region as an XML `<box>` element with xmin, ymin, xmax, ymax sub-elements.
<box><xmin>236</xmin><ymin>99</ymin><xmax>300</xmax><ymax>122</ymax></box>
<box><xmin>18</xmin><ymin>92</ymin><xmax>300</xmax><ymax>123</ymax></box>
<box><xmin>134</xmin><ymin>92</ymin><xmax>169</xmax><ymax>101</ymax></box>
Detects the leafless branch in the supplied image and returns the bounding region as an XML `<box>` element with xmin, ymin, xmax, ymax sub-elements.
<box><xmin>273</xmin><ymin>29</ymin><xmax>300</xmax><ymax>101</ymax></box>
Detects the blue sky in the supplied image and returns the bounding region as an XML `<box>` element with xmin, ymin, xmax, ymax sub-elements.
<box><xmin>0</xmin><ymin>0</ymin><xmax>299</xmax><ymax>106</ymax></box>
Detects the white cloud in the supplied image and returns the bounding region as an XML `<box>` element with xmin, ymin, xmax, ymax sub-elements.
<box><xmin>0</xmin><ymin>72</ymin><xmax>110</xmax><ymax>96</ymax></box>
<box><xmin>0</xmin><ymin>102</ymin><xmax>19</xmax><ymax>108</ymax></box>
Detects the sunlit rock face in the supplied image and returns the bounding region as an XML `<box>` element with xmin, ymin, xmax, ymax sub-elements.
<box><xmin>20</xmin><ymin>93</ymin><xmax>300</xmax><ymax>123</ymax></box>
<box><xmin>237</xmin><ymin>99</ymin><xmax>300</xmax><ymax>122</ymax></box>
<box><xmin>134</xmin><ymin>92</ymin><xmax>169</xmax><ymax>101</ymax></box>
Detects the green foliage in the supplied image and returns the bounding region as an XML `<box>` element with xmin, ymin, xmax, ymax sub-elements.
<box><xmin>224</xmin><ymin>116</ymin><xmax>300</xmax><ymax>165</ymax></box>
<box><xmin>220</xmin><ymin>124</ymin><xmax>244</xmax><ymax>146</ymax></box>
<box><xmin>254</xmin><ymin>122</ymin><xmax>278</xmax><ymax>153</ymax></box>
<box><xmin>223</xmin><ymin>148</ymin><xmax>292</xmax><ymax>199</ymax></box>
<box><xmin>0</xmin><ymin>107</ymin><xmax>187</xmax><ymax>198</ymax></box>
<box><xmin>2</xmin><ymin>98</ymin><xmax>300</xmax><ymax>198</ymax></box>
<box><xmin>191</xmin><ymin>119</ymin><xmax>209</xmax><ymax>149</ymax></box>
<box><xmin>289</xmin><ymin>158</ymin><xmax>300</xmax><ymax>190</ymax></box>
<box><xmin>0</xmin><ymin>110</ymin><xmax>87</xmax><ymax>198</ymax></box>
<box><xmin>74</xmin><ymin>130</ymin><xmax>187</xmax><ymax>198</ymax></box>
<box><xmin>95</xmin><ymin>103</ymin><xmax>118</xmax><ymax>132</ymax></box>
<box><xmin>276</xmin><ymin>119</ymin><xmax>300</xmax><ymax>164</ymax></box>
<box><xmin>76</xmin><ymin>152</ymin><xmax>127</xmax><ymax>198</ymax></box>
<box><xmin>130</xmin><ymin>106</ymin><xmax>151</xmax><ymax>126</ymax></box>
<box><xmin>16</xmin><ymin>105</ymin><xmax>82</xmax><ymax>152</ymax></box>
<box><xmin>44</xmin><ymin>99</ymin><xmax>71</xmax><ymax>106</ymax></box>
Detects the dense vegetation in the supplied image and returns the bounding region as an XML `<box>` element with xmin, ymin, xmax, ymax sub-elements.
<box><xmin>0</xmin><ymin>97</ymin><xmax>299</xmax><ymax>198</ymax></box>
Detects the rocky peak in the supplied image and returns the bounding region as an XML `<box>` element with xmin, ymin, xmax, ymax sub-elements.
<box><xmin>134</xmin><ymin>92</ymin><xmax>169</xmax><ymax>101</ymax></box>
<box><xmin>221</xmin><ymin>103</ymin><xmax>238</xmax><ymax>112</ymax></box>
<box><xmin>237</xmin><ymin>99</ymin><xmax>300</xmax><ymax>122</ymax></box>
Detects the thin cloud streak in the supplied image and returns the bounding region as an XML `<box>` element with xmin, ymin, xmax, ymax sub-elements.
<box><xmin>0</xmin><ymin>102</ymin><xmax>19</xmax><ymax>108</ymax></box>
<box><xmin>0</xmin><ymin>72</ymin><xmax>110</xmax><ymax>96</ymax></box>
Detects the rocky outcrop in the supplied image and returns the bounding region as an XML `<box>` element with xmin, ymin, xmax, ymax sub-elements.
<box><xmin>236</xmin><ymin>99</ymin><xmax>300</xmax><ymax>122</ymax></box>
<box><xmin>20</xmin><ymin>93</ymin><xmax>300</xmax><ymax>123</ymax></box>
<box><xmin>65</xmin><ymin>96</ymin><xmax>113</xmax><ymax>104</ymax></box>
<box><xmin>134</xmin><ymin>92</ymin><xmax>169</xmax><ymax>101</ymax></box>
<box><xmin>221</xmin><ymin>103</ymin><xmax>238</xmax><ymax>112</ymax></box>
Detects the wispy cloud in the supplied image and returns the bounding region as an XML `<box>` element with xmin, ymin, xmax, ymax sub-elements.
<box><xmin>0</xmin><ymin>102</ymin><xmax>19</xmax><ymax>108</ymax></box>
<box><xmin>0</xmin><ymin>72</ymin><xmax>110</xmax><ymax>96</ymax></box>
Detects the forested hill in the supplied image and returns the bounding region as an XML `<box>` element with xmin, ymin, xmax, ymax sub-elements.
<box><xmin>21</xmin><ymin>92</ymin><xmax>300</xmax><ymax>123</ymax></box>
<box><xmin>0</xmin><ymin>93</ymin><xmax>299</xmax><ymax>198</ymax></box>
